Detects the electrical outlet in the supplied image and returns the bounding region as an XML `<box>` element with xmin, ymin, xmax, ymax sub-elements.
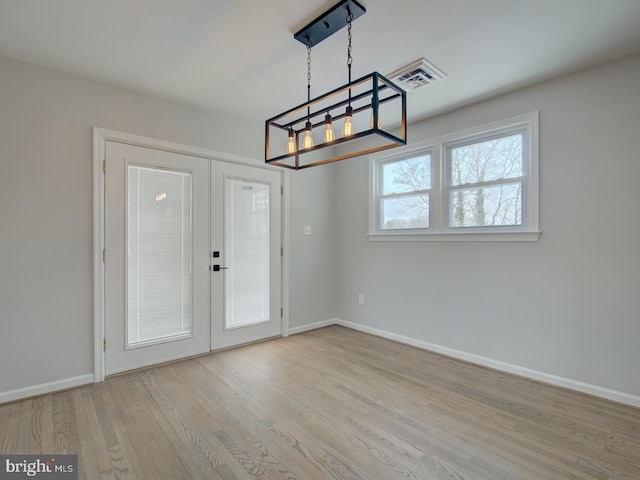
<box><xmin>304</xmin><ymin>225</ymin><xmax>312</xmax><ymax>235</ymax></box>
<box><xmin>358</xmin><ymin>293</ymin><xmax>365</xmax><ymax>305</ymax></box>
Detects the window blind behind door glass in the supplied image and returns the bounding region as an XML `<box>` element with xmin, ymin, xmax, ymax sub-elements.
<box><xmin>127</xmin><ymin>165</ymin><xmax>193</xmax><ymax>346</ymax></box>
<box><xmin>224</xmin><ymin>178</ymin><xmax>270</xmax><ymax>329</ymax></box>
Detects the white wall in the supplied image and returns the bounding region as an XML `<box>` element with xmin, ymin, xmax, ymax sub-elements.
<box><xmin>334</xmin><ymin>52</ymin><xmax>640</xmax><ymax>400</ymax></box>
<box><xmin>288</xmin><ymin>167</ymin><xmax>338</xmax><ymax>330</ymax></box>
<box><xmin>0</xmin><ymin>55</ymin><xmax>334</xmax><ymax>396</ymax></box>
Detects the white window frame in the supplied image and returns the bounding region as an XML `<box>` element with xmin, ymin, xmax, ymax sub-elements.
<box><xmin>374</xmin><ymin>147</ymin><xmax>434</xmax><ymax>231</ymax></box>
<box><xmin>369</xmin><ymin>112</ymin><xmax>540</xmax><ymax>242</ymax></box>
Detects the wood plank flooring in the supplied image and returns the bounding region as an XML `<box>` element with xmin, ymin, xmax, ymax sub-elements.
<box><xmin>1</xmin><ymin>326</ymin><xmax>639</xmax><ymax>479</ymax></box>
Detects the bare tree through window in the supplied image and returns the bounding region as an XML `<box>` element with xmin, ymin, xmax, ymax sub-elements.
<box><xmin>381</xmin><ymin>155</ymin><xmax>431</xmax><ymax>229</ymax></box>
<box><xmin>449</xmin><ymin>134</ymin><xmax>523</xmax><ymax>227</ymax></box>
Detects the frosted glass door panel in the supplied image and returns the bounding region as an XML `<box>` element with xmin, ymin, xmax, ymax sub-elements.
<box><xmin>224</xmin><ymin>178</ymin><xmax>270</xmax><ymax>329</ymax></box>
<box><xmin>128</xmin><ymin>165</ymin><xmax>193</xmax><ymax>346</ymax></box>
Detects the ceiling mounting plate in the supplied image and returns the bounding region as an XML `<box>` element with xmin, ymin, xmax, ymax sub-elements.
<box><xmin>294</xmin><ymin>0</ymin><xmax>366</xmax><ymax>47</ymax></box>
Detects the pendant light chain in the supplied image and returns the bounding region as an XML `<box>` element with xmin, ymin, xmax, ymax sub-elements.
<box><xmin>306</xmin><ymin>40</ymin><xmax>312</xmax><ymax>104</ymax></box>
<box><xmin>343</xmin><ymin>6</ymin><xmax>354</xmax><ymax>138</ymax></box>
<box><xmin>346</xmin><ymin>9</ymin><xmax>353</xmax><ymax>84</ymax></box>
<box><xmin>303</xmin><ymin>39</ymin><xmax>313</xmax><ymax>149</ymax></box>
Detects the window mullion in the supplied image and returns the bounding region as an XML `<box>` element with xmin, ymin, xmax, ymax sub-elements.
<box><xmin>380</xmin><ymin>189</ymin><xmax>431</xmax><ymax>200</ymax></box>
<box><xmin>449</xmin><ymin>176</ymin><xmax>525</xmax><ymax>190</ymax></box>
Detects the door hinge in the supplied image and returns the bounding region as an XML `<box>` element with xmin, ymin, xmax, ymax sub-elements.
<box><xmin>103</xmin><ymin>338</ymin><xmax>106</xmax><ymax>352</ymax></box>
<box><xmin>102</xmin><ymin>248</ymin><xmax>107</xmax><ymax>263</ymax></box>
<box><xmin>281</xmin><ymin>246</ymin><xmax>284</xmax><ymax>257</ymax></box>
<box><xmin>102</xmin><ymin>159</ymin><xmax>107</xmax><ymax>174</ymax></box>
<box><xmin>280</xmin><ymin>307</ymin><xmax>284</xmax><ymax>318</ymax></box>
<box><xmin>281</xmin><ymin>185</ymin><xmax>284</xmax><ymax>195</ymax></box>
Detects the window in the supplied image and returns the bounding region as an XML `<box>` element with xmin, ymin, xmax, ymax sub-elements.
<box><xmin>445</xmin><ymin>132</ymin><xmax>524</xmax><ymax>228</ymax></box>
<box><xmin>370</xmin><ymin>112</ymin><xmax>539</xmax><ymax>241</ymax></box>
<box><xmin>379</xmin><ymin>152</ymin><xmax>432</xmax><ymax>230</ymax></box>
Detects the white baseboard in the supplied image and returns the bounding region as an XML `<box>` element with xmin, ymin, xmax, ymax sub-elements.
<box><xmin>329</xmin><ymin>318</ymin><xmax>640</xmax><ymax>409</ymax></box>
<box><xmin>4</xmin><ymin>321</ymin><xmax>639</xmax><ymax>409</ymax></box>
<box><xmin>0</xmin><ymin>374</ymin><xmax>95</xmax><ymax>405</ymax></box>
<box><xmin>287</xmin><ymin>318</ymin><xmax>339</xmax><ymax>336</ymax></box>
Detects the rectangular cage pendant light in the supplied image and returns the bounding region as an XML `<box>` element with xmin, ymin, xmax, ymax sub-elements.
<box><xmin>265</xmin><ymin>0</ymin><xmax>407</xmax><ymax>170</ymax></box>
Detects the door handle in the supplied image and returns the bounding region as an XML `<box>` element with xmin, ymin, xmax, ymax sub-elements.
<box><xmin>211</xmin><ymin>265</ymin><xmax>229</xmax><ymax>272</ymax></box>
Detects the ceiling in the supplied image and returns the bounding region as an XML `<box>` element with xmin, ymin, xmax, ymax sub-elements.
<box><xmin>2</xmin><ymin>0</ymin><xmax>640</xmax><ymax>125</ymax></box>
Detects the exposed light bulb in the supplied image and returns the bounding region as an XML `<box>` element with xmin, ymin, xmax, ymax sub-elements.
<box><xmin>342</xmin><ymin>106</ymin><xmax>353</xmax><ymax>137</ymax></box>
<box><xmin>324</xmin><ymin>114</ymin><xmax>335</xmax><ymax>143</ymax></box>
<box><xmin>303</xmin><ymin>121</ymin><xmax>313</xmax><ymax>149</ymax></box>
<box><xmin>287</xmin><ymin>128</ymin><xmax>296</xmax><ymax>154</ymax></box>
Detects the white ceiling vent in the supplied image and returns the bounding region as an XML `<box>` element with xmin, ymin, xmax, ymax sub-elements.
<box><xmin>387</xmin><ymin>58</ymin><xmax>446</xmax><ymax>92</ymax></box>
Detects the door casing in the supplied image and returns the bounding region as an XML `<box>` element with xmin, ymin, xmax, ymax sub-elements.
<box><xmin>93</xmin><ymin>127</ymin><xmax>290</xmax><ymax>382</ymax></box>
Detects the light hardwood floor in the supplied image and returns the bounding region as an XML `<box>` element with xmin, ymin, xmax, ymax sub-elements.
<box><xmin>1</xmin><ymin>326</ymin><xmax>639</xmax><ymax>479</ymax></box>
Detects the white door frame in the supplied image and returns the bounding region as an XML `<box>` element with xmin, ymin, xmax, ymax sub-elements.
<box><xmin>93</xmin><ymin>127</ymin><xmax>290</xmax><ymax>382</ymax></box>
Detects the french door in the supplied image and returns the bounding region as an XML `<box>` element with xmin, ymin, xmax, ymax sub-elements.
<box><xmin>210</xmin><ymin>162</ymin><xmax>281</xmax><ymax>350</ymax></box>
<box><xmin>104</xmin><ymin>141</ymin><xmax>281</xmax><ymax>375</ymax></box>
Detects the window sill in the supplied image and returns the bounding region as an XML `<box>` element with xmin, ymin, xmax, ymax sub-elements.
<box><xmin>367</xmin><ymin>231</ymin><xmax>541</xmax><ymax>242</ymax></box>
